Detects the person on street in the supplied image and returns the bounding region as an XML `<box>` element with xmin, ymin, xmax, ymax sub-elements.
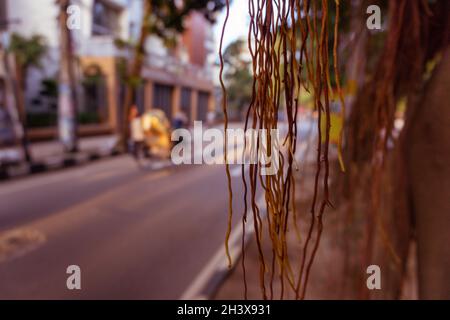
<box><xmin>129</xmin><ymin>105</ymin><xmax>145</xmax><ymax>164</ymax></box>
<box><xmin>172</xmin><ymin>110</ymin><xmax>188</xmax><ymax>146</ymax></box>
<box><xmin>206</xmin><ymin>111</ymin><xmax>216</xmax><ymax>128</ymax></box>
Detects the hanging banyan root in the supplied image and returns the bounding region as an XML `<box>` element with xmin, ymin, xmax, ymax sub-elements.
<box><xmin>220</xmin><ymin>0</ymin><xmax>343</xmax><ymax>299</ymax></box>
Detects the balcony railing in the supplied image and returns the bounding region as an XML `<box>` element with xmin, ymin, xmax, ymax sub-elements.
<box><xmin>145</xmin><ymin>52</ymin><xmax>213</xmax><ymax>82</ymax></box>
<box><xmin>78</xmin><ymin>36</ymin><xmax>123</xmax><ymax>57</ymax></box>
<box><xmin>77</xmin><ymin>38</ymin><xmax>213</xmax><ymax>82</ymax></box>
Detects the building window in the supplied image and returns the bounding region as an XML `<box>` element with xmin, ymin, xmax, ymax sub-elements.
<box><xmin>81</xmin><ymin>65</ymin><xmax>108</xmax><ymax>124</ymax></box>
<box><xmin>197</xmin><ymin>91</ymin><xmax>210</xmax><ymax>121</ymax></box>
<box><xmin>92</xmin><ymin>0</ymin><xmax>121</xmax><ymax>36</ymax></box>
<box><xmin>181</xmin><ymin>87</ymin><xmax>192</xmax><ymax>123</ymax></box>
<box><xmin>153</xmin><ymin>84</ymin><xmax>173</xmax><ymax>120</ymax></box>
<box><xmin>134</xmin><ymin>83</ymin><xmax>145</xmax><ymax>114</ymax></box>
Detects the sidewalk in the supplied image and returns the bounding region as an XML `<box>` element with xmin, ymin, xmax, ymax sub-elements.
<box><xmin>0</xmin><ymin>135</ymin><xmax>120</xmax><ymax>180</ymax></box>
<box><xmin>213</xmin><ymin>161</ymin><xmax>419</xmax><ymax>300</ymax></box>
<box><xmin>0</xmin><ymin>121</ymin><xmax>238</xmax><ymax>181</ymax></box>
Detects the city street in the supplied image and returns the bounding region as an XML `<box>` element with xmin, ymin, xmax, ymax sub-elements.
<box><xmin>0</xmin><ymin>0</ymin><xmax>447</xmax><ymax>305</ymax></box>
<box><xmin>0</xmin><ymin>156</ymin><xmax>245</xmax><ymax>299</ymax></box>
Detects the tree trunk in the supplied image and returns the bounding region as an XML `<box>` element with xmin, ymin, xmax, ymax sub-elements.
<box><xmin>1</xmin><ymin>51</ymin><xmax>23</xmax><ymax>147</ymax></box>
<box><xmin>120</xmin><ymin>0</ymin><xmax>152</xmax><ymax>151</ymax></box>
<box><xmin>58</xmin><ymin>0</ymin><xmax>78</xmax><ymax>153</ymax></box>
<box><xmin>13</xmin><ymin>57</ymin><xmax>32</xmax><ymax>163</ymax></box>
<box><xmin>406</xmin><ymin>47</ymin><xmax>450</xmax><ymax>299</ymax></box>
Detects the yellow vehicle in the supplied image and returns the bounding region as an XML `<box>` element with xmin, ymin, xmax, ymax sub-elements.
<box><xmin>140</xmin><ymin>109</ymin><xmax>172</xmax><ymax>159</ymax></box>
<box><xmin>320</xmin><ymin>101</ymin><xmax>343</xmax><ymax>145</ymax></box>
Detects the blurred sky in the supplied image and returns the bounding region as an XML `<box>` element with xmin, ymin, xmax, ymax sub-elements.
<box><xmin>213</xmin><ymin>0</ymin><xmax>249</xmax><ymax>54</ymax></box>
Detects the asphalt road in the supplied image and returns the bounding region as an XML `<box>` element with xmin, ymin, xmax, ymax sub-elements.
<box><xmin>0</xmin><ymin>156</ymin><xmax>246</xmax><ymax>299</ymax></box>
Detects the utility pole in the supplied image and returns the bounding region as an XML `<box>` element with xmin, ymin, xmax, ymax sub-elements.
<box><xmin>57</xmin><ymin>0</ymin><xmax>78</xmax><ymax>153</ymax></box>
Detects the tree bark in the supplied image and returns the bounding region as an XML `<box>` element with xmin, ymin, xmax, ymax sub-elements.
<box><xmin>58</xmin><ymin>0</ymin><xmax>78</xmax><ymax>153</ymax></box>
<box><xmin>406</xmin><ymin>47</ymin><xmax>450</xmax><ymax>299</ymax></box>
<box><xmin>13</xmin><ymin>56</ymin><xmax>32</xmax><ymax>163</ymax></box>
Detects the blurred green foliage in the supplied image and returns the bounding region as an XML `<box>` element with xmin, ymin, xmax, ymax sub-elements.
<box><xmin>223</xmin><ymin>39</ymin><xmax>253</xmax><ymax>119</ymax></box>
<box><xmin>8</xmin><ymin>33</ymin><xmax>48</xmax><ymax>76</ymax></box>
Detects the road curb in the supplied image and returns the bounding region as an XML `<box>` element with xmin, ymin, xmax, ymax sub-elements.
<box><xmin>0</xmin><ymin>148</ymin><xmax>121</xmax><ymax>182</ymax></box>
<box><xmin>180</xmin><ymin>197</ymin><xmax>265</xmax><ymax>300</ymax></box>
<box><xmin>180</xmin><ymin>224</ymin><xmax>254</xmax><ymax>300</ymax></box>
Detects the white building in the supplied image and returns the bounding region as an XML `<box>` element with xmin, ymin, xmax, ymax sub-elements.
<box><xmin>0</xmin><ymin>0</ymin><xmax>216</xmax><ymax>140</ymax></box>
